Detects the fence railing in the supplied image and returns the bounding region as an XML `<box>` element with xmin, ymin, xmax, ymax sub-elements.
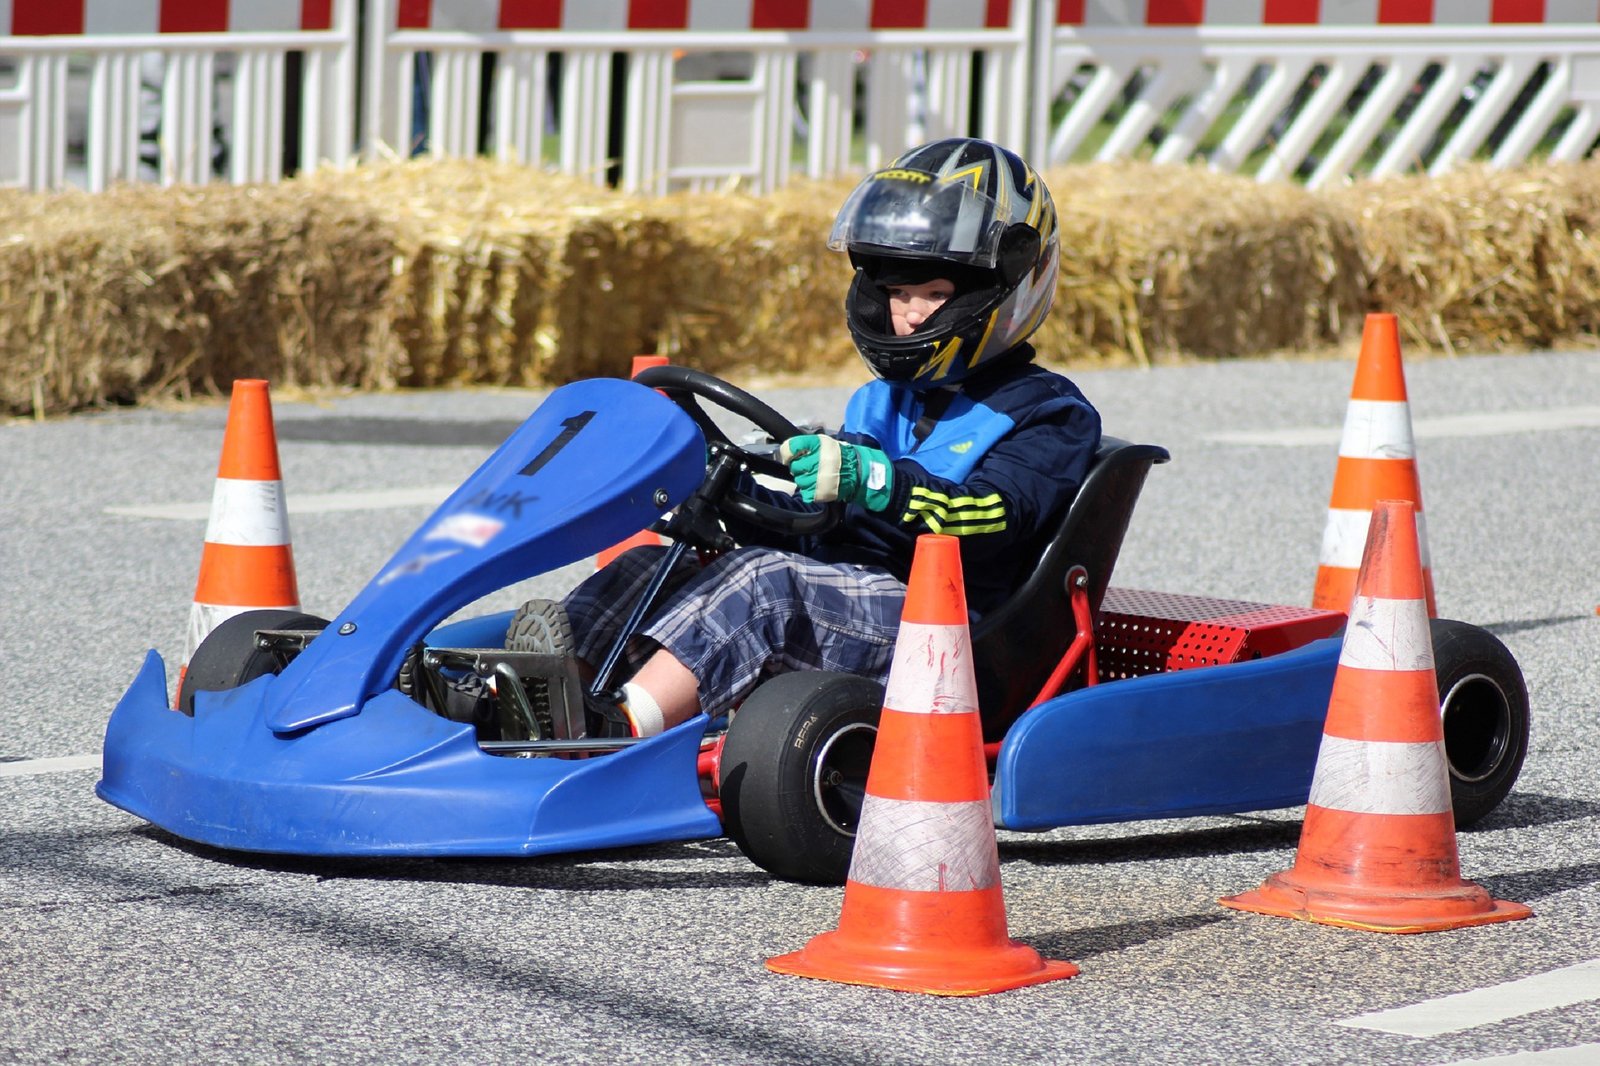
<box><xmin>368</xmin><ymin>0</ymin><xmax>1031</xmax><ymax>194</ymax></box>
<box><xmin>3</xmin><ymin>0</ymin><xmax>1599</xmax><ymax>194</ymax></box>
<box><xmin>1034</xmin><ymin>6</ymin><xmax>1600</xmax><ymax>188</ymax></box>
<box><xmin>0</xmin><ymin>0</ymin><xmax>357</xmax><ymax>191</ymax></box>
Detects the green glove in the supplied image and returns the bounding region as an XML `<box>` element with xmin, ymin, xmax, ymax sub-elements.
<box><xmin>779</xmin><ymin>434</ymin><xmax>894</xmax><ymax>512</ymax></box>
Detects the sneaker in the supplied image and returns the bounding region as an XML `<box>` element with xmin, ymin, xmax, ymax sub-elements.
<box><xmin>584</xmin><ymin>689</ymin><xmax>640</xmax><ymax>739</ymax></box>
<box><xmin>397</xmin><ymin>641</ymin><xmax>498</xmax><ymax>725</ymax></box>
<box><xmin>505</xmin><ymin>598</ymin><xmax>575</xmax><ymax>657</ymax></box>
<box><xmin>439</xmin><ymin>671</ymin><xmax>496</xmax><ymax>725</ymax></box>
<box><xmin>503</xmin><ymin>598</ymin><xmax>578</xmax><ymax>740</ymax></box>
<box><xmin>504</xmin><ymin>599</ymin><xmax>648</xmax><ymax>739</ymax></box>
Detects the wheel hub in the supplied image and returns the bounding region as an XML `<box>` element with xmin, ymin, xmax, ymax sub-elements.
<box><xmin>1442</xmin><ymin>671</ymin><xmax>1511</xmax><ymax>784</ymax></box>
<box><xmin>812</xmin><ymin>722</ymin><xmax>877</xmax><ymax>837</ymax></box>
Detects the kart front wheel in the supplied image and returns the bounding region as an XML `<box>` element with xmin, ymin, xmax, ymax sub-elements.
<box><xmin>177</xmin><ymin>609</ymin><xmax>330</xmax><ymax>715</ymax></box>
<box><xmin>1434</xmin><ymin>618</ymin><xmax>1529</xmax><ymax>828</ymax></box>
<box><xmin>718</xmin><ymin>671</ymin><xmax>883</xmax><ymax>885</ymax></box>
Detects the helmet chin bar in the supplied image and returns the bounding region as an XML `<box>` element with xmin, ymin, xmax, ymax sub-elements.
<box><xmin>845</xmin><ymin>268</ymin><xmax>1015</xmax><ymax>388</ymax></box>
<box><xmin>831</xmin><ymin>138</ymin><xmax>1060</xmax><ymax>389</ymax></box>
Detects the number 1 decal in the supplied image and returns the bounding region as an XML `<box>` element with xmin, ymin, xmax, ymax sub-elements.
<box><xmin>519</xmin><ymin>411</ymin><xmax>596</xmax><ymax>477</ymax></box>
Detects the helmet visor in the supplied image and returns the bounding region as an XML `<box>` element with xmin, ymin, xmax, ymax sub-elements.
<box><xmin>828</xmin><ymin>170</ymin><xmax>1007</xmax><ymax>268</ymax></box>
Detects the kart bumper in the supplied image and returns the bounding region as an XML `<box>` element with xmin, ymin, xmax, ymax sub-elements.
<box><xmin>97</xmin><ymin>651</ymin><xmax>722</xmax><ymax>857</ymax></box>
<box><xmin>992</xmin><ymin>636</ymin><xmax>1342</xmax><ymax>830</ymax></box>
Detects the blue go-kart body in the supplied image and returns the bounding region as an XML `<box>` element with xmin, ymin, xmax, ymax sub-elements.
<box><xmin>97</xmin><ymin>373</ymin><xmax>1520</xmax><ymax>873</ymax></box>
<box><xmin>100</xmin><ymin>378</ymin><xmax>726</xmax><ymax>856</ymax></box>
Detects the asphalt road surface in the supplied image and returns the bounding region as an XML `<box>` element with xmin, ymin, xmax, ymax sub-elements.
<box><xmin>3</xmin><ymin>349</ymin><xmax>1598</xmax><ymax>1064</ymax></box>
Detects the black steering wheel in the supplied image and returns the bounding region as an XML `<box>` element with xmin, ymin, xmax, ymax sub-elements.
<box><xmin>634</xmin><ymin>364</ymin><xmax>842</xmax><ymax>538</ymax></box>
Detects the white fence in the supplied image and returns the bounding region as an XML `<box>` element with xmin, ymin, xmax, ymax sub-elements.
<box><xmin>0</xmin><ymin>0</ymin><xmax>358</xmax><ymax>190</ymax></box>
<box><xmin>3</xmin><ymin>0</ymin><xmax>1600</xmax><ymax>194</ymax></box>
<box><xmin>367</xmin><ymin>0</ymin><xmax>1032</xmax><ymax>193</ymax></box>
<box><xmin>1035</xmin><ymin>3</ymin><xmax>1600</xmax><ymax>188</ymax></box>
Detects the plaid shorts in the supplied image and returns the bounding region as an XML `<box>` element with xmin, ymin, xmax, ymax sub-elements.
<box><xmin>564</xmin><ymin>546</ymin><xmax>906</xmax><ymax>716</ymax></box>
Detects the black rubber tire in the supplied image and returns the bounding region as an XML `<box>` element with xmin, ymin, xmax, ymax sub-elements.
<box><xmin>1433</xmin><ymin>618</ymin><xmax>1530</xmax><ymax>827</ymax></box>
<box><xmin>177</xmin><ymin>609</ymin><xmax>330</xmax><ymax>715</ymax></box>
<box><xmin>718</xmin><ymin>671</ymin><xmax>884</xmax><ymax>885</ymax></box>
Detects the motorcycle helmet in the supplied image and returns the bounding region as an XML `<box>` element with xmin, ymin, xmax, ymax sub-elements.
<box><xmin>829</xmin><ymin>138</ymin><xmax>1059</xmax><ymax>390</ymax></box>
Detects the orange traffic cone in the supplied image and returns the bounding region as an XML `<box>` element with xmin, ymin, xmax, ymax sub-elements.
<box><xmin>596</xmin><ymin>355</ymin><xmax>672</xmax><ymax>570</ymax></box>
<box><xmin>179</xmin><ymin>380</ymin><xmax>300</xmax><ymax>701</ymax></box>
<box><xmin>1313</xmin><ymin>312</ymin><xmax>1437</xmax><ymax>617</ymax></box>
<box><xmin>1222</xmin><ymin>500</ymin><xmax>1529</xmax><ymax>933</ymax></box>
<box><xmin>767</xmin><ymin>534</ymin><xmax>1079</xmax><ymax>994</ymax></box>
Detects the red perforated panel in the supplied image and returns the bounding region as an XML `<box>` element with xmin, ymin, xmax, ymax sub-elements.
<box><xmin>1096</xmin><ymin>588</ymin><xmax>1344</xmax><ymax>680</ymax></box>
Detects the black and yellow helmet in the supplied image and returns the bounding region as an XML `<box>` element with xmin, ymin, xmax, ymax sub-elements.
<box><xmin>829</xmin><ymin>138</ymin><xmax>1059</xmax><ymax>390</ymax></box>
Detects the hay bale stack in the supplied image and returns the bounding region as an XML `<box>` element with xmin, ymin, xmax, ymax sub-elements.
<box><xmin>650</xmin><ymin>179</ymin><xmax>857</xmax><ymax>375</ymax></box>
<box><xmin>1326</xmin><ymin>162</ymin><xmax>1600</xmax><ymax>353</ymax></box>
<box><xmin>1044</xmin><ymin>163</ymin><xmax>1369</xmax><ymax>363</ymax></box>
<box><xmin>293</xmin><ymin>159</ymin><xmax>661</xmax><ymax>387</ymax></box>
<box><xmin>4</xmin><ymin>156</ymin><xmax>1598</xmax><ymax>418</ymax></box>
<box><xmin>0</xmin><ymin>180</ymin><xmax>393</xmax><ymax>414</ymax></box>
<box><xmin>239</xmin><ymin>162</ymin><xmax>859</xmax><ymax>385</ymax></box>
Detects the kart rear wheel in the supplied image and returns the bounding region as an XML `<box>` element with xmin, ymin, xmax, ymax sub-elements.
<box><xmin>1434</xmin><ymin>618</ymin><xmax>1529</xmax><ymax>827</ymax></box>
<box><xmin>177</xmin><ymin>609</ymin><xmax>330</xmax><ymax>715</ymax></box>
<box><xmin>718</xmin><ymin>671</ymin><xmax>883</xmax><ymax>885</ymax></box>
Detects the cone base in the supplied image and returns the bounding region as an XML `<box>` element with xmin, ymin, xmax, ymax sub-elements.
<box><xmin>766</xmin><ymin>930</ymin><xmax>1078</xmax><ymax>997</ymax></box>
<box><xmin>1220</xmin><ymin>870</ymin><xmax>1532</xmax><ymax>934</ymax></box>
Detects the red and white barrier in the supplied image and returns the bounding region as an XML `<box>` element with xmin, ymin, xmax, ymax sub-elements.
<box><xmin>0</xmin><ymin>0</ymin><xmax>356</xmax><ymax>190</ymax></box>
<box><xmin>1053</xmin><ymin>1</ymin><xmax>1599</xmax><ymax>26</ymax></box>
<box><xmin>368</xmin><ymin>0</ymin><xmax>1031</xmax><ymax>194</ymax></box>
<box><xmin>1037</xmin><ymin>1</ymin><xmax>1600</xmax><ymax>188</ymax></box>
<box><xmin>392</xmin><ymin>1</ymin><xmax>1018</xmax><ymax>32</ymax></box>
<box><xmin>4</xmin><ymin>0</ymin><xmax>1600</xmax><ymax>194</ymax></box>
<box><xmin>3</xmin><ymin>1</ymin><xmax>335</xmax><ymax>36</ymax></box>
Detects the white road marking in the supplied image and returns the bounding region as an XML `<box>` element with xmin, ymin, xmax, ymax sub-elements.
<box><xmin>1338</xmin><ymin>959</ymin><xmax>1600</xmax><ymax>1037</ymax></box>
<box><xmin>1206</xmin><ymin>404</ymin><xmax>1600</xmax><ymax>446</ymax></box>
<box><xmin>1443</xmin><ymin>1045</ymin><xmax>1600</xmax><ymax>1065</ymax></box>
<box><xmin>107</xmin><ymin>485</ymin><xmax>455</xmax><ymax>520</ymax></box>
<box><xmin>0</xmin><ymin>754</ymin><xmax>102</xmax><ymax>778</ymax></box>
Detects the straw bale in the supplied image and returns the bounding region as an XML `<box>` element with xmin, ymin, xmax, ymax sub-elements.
<box><xmin>0</xmin><ymin>179</ymin><xmax>394</xmax><ymax>415</ymax></box>
<box><xmin>6</xmin><ymin>154</ymin><xmax>1599</xmax><ymax>418</ymax></box>
<box><xmin>291</xmin><ymin>158</ymin><xmax>628</xmax><ymax>387</ymax></box>
<box><xmin>1043</xmin><ymin>163</ymin><xmax>1369</xmax><ymax>363</ymax></box>
<box><xmin>1325</xmin><ymin>161</ymin><xmax>1600</xmax><ymax>354</ymax></box>
<box><xmin>649</xmin><ymin>179</ymin><xmax>857</xmax><ymax>375</ymax></box>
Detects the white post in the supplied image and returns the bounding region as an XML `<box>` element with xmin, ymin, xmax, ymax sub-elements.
<box><xmin>1491</xmin><ymin>55</ymin><xmax>1572</xmax><ymax>168</ymax></box>
<box><xmin>1370</xmin><ymin>56</ymin><xmax>1478</xmax><ymax>178</ymax></box>
<box><xmin>1429</xmin><ymin>55</ymin><xmax>1535</xmax><ymax>176</ymax></box>
<box><xmin>1308</xmin><ymin>54</ymin><xmax>1426</xmax><ymax>189</ymax></box>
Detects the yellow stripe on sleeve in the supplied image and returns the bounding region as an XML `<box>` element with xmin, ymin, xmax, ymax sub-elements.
<box><xmin>903</xmin><ymin>487</ymin><xmax>1008</xmax><ymax>535</ymax></box>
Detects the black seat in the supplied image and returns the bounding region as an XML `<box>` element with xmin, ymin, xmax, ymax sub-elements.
<box><xmin>970</xmin><ymin>435</ymin><xmax>1170</xmax><ymax>740</ymax></box>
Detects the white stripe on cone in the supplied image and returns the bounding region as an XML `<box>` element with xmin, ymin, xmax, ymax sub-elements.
<box><xmin>883</xmin><ymin>621</ymin><xmax>979</xmax><ymax>716</ymax></box>
<box><xmin>846</xmin><ymin>795</ymin><xmax>1000</xmax><ymax>892</ymax></box>
<box><xmin>1319</xmin><ymin>508</ymin><xmax>1433</xmax><ymax>570</ymax></box>
<box><xmin>1338</xmin><ymin>399</ymin><xmax>1417</xmax><ymax>460</ymax></box>
<box><xmin>186</xmin><ymin>601</ymin><xmax>292</xmax><ymax>662</ymax></box>
<box><xmin>1307</xmin><ymin>736</ymin><xmax>1453</xmax><ymax>815</ymax></box>
<box><xmin>1340</xmin><ymin>595</ymin><xmax>1436</xmax><ymax>672</ymax></box>
<box><xmin>204</xmin><ymin>478</ymin><xmax>292</xmax><ymax>546</ymax></box>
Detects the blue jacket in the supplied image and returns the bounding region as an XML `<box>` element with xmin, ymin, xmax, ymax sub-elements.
<box><xmin>748</xmin><ymin>350</ymin><xmax>1102</xmax><ymax>616</ymax></box>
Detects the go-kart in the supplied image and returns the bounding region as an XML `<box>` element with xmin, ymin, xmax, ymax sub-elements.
<box><xmin>97</xmin><ymin>366</ymin><xmax>1529</xmax><ymax>885</ymax></box>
